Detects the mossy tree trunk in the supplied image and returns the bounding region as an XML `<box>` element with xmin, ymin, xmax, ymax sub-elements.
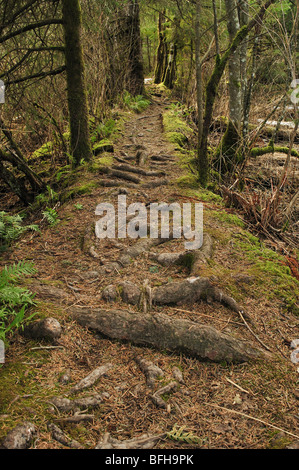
<box><xmin>163</xmin><ymin>17</ymin><xmax>180</xmax><ymax>90</ymax></box>
<box><xmin>163</xmin><ymin>42</ymin><xmax>177</xmax><ymax>89</ymax></box>
<box><xmin>195</xmin><ymin>0</ymin><xmax>205</xmax><ymax>184</ymax></box>
<box><xmin>62</xmin><ymin>0</ymin><xmax>92</xmax><ymax>168</ymax></box>
<box><xmin>154</xmin><ymin>10</ymin><xmax>167</xmax><ymax>84</ymax></box>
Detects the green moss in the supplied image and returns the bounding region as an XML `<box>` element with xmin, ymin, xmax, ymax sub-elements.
<box><xmin>234</xmin><ymin>232</ymin><xmax>299</xmax><ymax>314</ymax></box>
<box><xmin>31</xmin><ymin>141</ymin><xmax>53</xmax><ymax>160</ymax></box>
<box><xmin>92</xmin><ymin>139</ymin><xmax>114</xmax><ymax>155</ymax></box>
<box><xmin>89</xmin><ymin>154</ymin><xmax>114</xmax><ymax>173</ymax></box>
<box><xmin>210</xmin><ymin>210</ymin><xmax>245</xmax><ymax>228</ymax></box>
<box><xmin>176</xmin><ymin>175</ymin><xmax>198</xmax><ymax>189</ymax></box>
<box><xmin>62</xmin><ymin>182</ymin><xmax>98</xmax><ymax>202</ymax></box>
<box><xmin>163</xmin><ymin>108</ymin><xmax>193</xmax><ymax>149</ymax></box>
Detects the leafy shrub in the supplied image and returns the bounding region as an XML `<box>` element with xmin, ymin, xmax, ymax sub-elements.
<box><xmin>0</xmin><ymin>261</ymin><xmax>37</xmax><ymax>342</ymax></box>
<box><xmin>0</xmin><ymin>212</ymin><xmax>39</xmax><ymax>252</ymax></box>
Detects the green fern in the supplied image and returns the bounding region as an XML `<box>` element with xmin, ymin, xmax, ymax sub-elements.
<box><xmin>42</xmin><ymin>207</ymin><xmax>60</xmax><ymax>226</ymax></box>
<box><xmin>166</xmin><ymin>424</ymin><xmax>202</xmax><ymax>445</ymax></box>
<box><xmin>0</xmin><ymin>261</ymin><xmax>37</xmax><ymax>343</ymax></box>
<box><xmin>0</xmin><ymin>211</ymin><xmax>39</xmax><ymax>252</ymax></box>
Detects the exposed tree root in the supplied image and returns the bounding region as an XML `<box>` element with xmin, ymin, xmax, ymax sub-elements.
<box><xmin>49</xmin><ymin>394</ymin><xmax>107</xmax><ymax>413</ymax></box>
<box><xmin>95</xmin><ymin>432</ymin><xmax>163</xmax><ymax>449</ymax></box>
<box><xmin>21</xmin><ymin>318</ymin><xmax>62</xmax><ymax>342</ymax></box>
<box><xmin>99</xmin><ymin>167</ymin><xmax>142</xmax><ymax>184</ymax></box>
<box><xmin>0</xmin><ymin>422</ymin><xmax>37</xmax><ymax>449</ymax></box>
<box><xmin>47</xmin><ymin>423</ymin><xmax>85</xmax><ymax>449</ymax></box>
<box><xmin>71</xmin><ymin>307</ymin><xmax>269</xmax><ymax>363</ymax></box>
<box><xmin>68</xmin><ymin>364</ymin><xmax>113</xmax><ymax>395</ymax></box>
<box><xmin>135</xmin><ymin>356</ymin><xmax>164</xmax><ymax>388</ymax></box>
<box><xmin>151</xmin><ymin>381</ymin><xmax>179</xmax><ymax>408</ymax></box>
<box><xmin>112</xmin><ymin>163</ymin><xmax>166</xmax><ymax>177</ymax></box>
<box><xmin>143</xmin><ymin>178</ymin><xmax>169</xmax><ymax>188</ymax></box>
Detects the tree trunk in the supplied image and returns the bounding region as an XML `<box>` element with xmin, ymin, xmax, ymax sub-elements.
<box><xmin>125</xmin><ymin>0</ymin><xmax>144</xmax><ymax>96</ymax></box>
<box><xmin>163</xmin><ymin>42</ymin><xmax>177</xmax><ymax>89</ymax></box>
<box><xmin>219</xmin><ymin>0</ymin><xmax>243</xmax><ymax>170</ymax></box>
<box><xmin>71</xmin><ymin>307</ymin><xmax>269</xmax><ymax>363</ymax></box>
<box><xmin>62</xmin><ymin>0</ymin><xmax>92</xmax><ymax>168</ymax></box>
<box><xmin>154</xmin><ymin>10</ymin><xmax>167</xmax><ymax>84</ymax></box>
<box><xmin>195</xmin><ymin>0</ymin><xmax>206</xmax><ymax>185</ymax></box>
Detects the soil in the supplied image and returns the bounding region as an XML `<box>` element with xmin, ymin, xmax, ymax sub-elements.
<box><xmin>0</xmin><ymin>89</ymin><xmax>298</xmax><ymax>450</ymax></box>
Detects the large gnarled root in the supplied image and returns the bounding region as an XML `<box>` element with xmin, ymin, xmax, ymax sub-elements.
<box><xmin>71</xmin><ymin>307</ymin><xmax>270</xmax><ymax>363</ymax></box>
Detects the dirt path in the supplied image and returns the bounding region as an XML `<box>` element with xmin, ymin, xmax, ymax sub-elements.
<box><xmin>1</xmin><ymin>94</ymin><xmax>299</xmax><ymax>450</ymax></box>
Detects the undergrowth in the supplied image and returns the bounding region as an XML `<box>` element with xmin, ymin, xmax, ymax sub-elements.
<box><xmin>0</xmin><ymin>262</ymin><xmax>37</xmax><ymax>343</ymax></box>
<box><xmin>0</xmin><ymin>212</ymin><xmax>39</xmax><ymax>253</ymax></box>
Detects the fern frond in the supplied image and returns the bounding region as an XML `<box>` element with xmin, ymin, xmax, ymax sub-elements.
<box><xmin>166</xmin><ymin>424</ymin><xmax>202</xmax><ymax>445</ymax></box>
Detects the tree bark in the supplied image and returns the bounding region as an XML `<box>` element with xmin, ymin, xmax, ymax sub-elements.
<box><xmin>62</xmin><ymin>0</ymin><xmax>92</xmax><ymax>167</ymax></box>
<box><xmin>125</xmin><ymin>0</ymin><xmax>144</xmax><ymax>96</ymax></box>
<box><xmin>154</xmin><ymin>10</ymin><xmax>167</xmax><ymax>84</ymax></box>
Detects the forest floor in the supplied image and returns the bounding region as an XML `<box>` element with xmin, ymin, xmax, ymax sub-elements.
<box><xmin>0</xmin><ymin>85</ymin><xmax>299</xmax><ymax>450</ymax></box>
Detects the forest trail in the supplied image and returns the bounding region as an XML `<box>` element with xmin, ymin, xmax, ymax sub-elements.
<box><xmin>1</xmin><ymin>91</ymin><xmax>299</xmax><ymax>450</ymax></box>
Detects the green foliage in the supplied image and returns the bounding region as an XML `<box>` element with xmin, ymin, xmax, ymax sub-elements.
<box><xmin>0</xmin><ymin>262</ymin><xmax>37</xmax><ymax>343</ymax></box>
<box><xmin>0</xmin><ymin>212</ymin><xmax>39</xmax><ymax>252</ymax></box>
<box><xmin>74</xmin><ymin>203</ymin><xmax>84</xmax><ymax>210</ymax></box>
<box><xmin>166</xmin><ymin>424</ymin><xmax>202</xmax><ymax>445</ymax></box>
<box><xmin>42</xmin><ymin>208</ymin><xmax>60</xmax><ymax>226</ymax></box>
<box><xmin>91</xmin><ymin>118</ymin><xmax>117</xmax><ymax>142</ymax></box>
<box><xmin>122</xmin><ymin>91</ymin><xmax>150</xmax><ymax>113</ymax></box>
<box><xmin>35</xmin><ymin>185</ymin><xmax>59</xmax><ymax>205</ymax></box>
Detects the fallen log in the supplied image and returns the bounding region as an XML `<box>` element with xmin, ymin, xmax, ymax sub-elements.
<box><xmin>71</xmin><ymin>307</ymin><xmax>269</xmax><ymax>363</ymax></box>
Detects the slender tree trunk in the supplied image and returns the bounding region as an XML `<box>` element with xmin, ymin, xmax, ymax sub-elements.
<box><xmin>154</xmin><ymin>10</ymin><xmax>167</xmax><ymax>84</ymax></box>
<box><xmin>62</xmin><ymin>0</ymin><xmax>92</xmax><ymax>168</ymax></box>
<box><xmin>195</xmin><ymin>0</ymin><xmax>206</xmax><ymax>186</ymax></box>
